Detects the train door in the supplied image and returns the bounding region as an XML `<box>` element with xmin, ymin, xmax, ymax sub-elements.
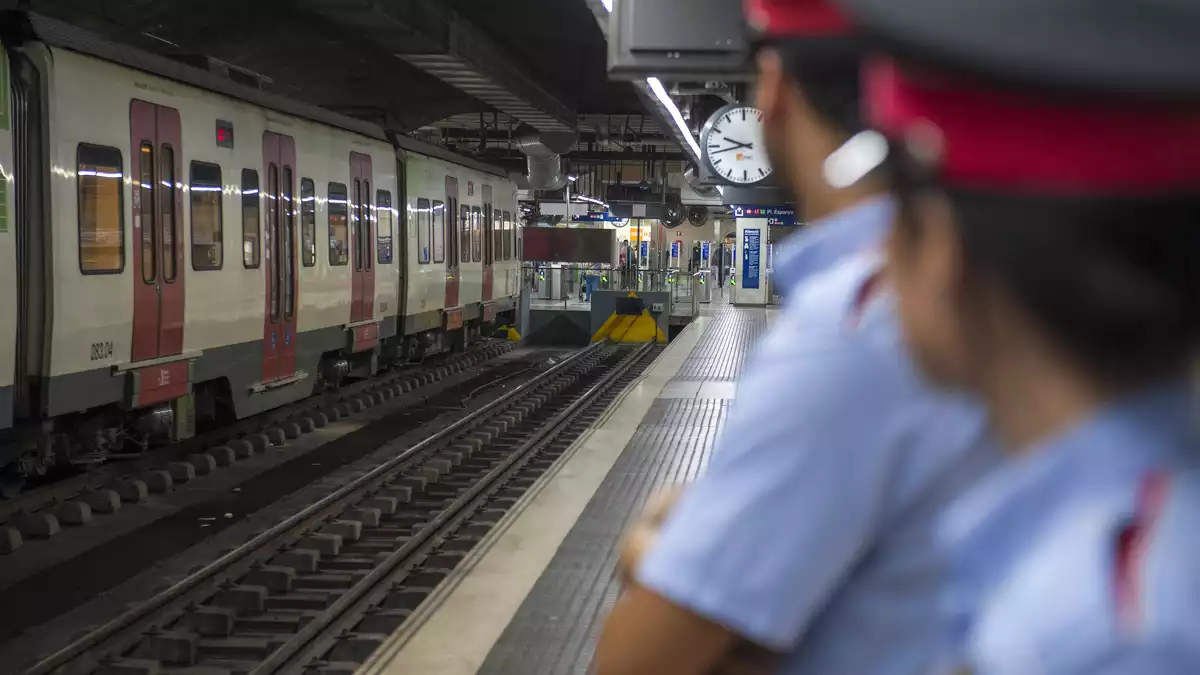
<box><xmin>261</xmin><ymin>132</ymin><xmax>298</xmax><ymax>383</ymax></box>
<box><xmin>130</xmin><ymin>101</ymin><xmax>185</xmax><ymax>363</ymax></box>
<box><xmin>444</xmin><ymin>175</ymin><xmax>460</xmax><ymax>309</ymax></box>
<box><xmin>481</xmin><ymin>184</ymin><xmax>494</xmax><ymax>302</ymax></box>
<box><xmin>349</xmin><ymin>152</ymin><xmax>374</xmax><ymax>322</ymax></box>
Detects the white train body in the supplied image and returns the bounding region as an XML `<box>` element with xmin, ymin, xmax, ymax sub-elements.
<box><xmin>0</xmin><ymin>18</ymin><xmax>522</xmax><ymax>484</ymax></box>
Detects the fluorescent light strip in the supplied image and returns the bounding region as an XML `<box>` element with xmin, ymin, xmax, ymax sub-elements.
<box><xmin>647</xmin><ymin>77</ymin><xmax>702</xmax><ymax>159</ymax></box>
<box><xmin>601</xmin><ymin>0</ymin><xmax>613</xmax><ymax>11</ymax></box>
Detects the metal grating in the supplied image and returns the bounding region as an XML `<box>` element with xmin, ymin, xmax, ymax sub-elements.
<box><xmin>478</xmin><ymin>399</ymin><xmax>729</xmax><ymax>675</ymax></box>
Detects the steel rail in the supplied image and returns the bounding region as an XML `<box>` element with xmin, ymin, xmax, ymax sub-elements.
<box><xmin>256</xmin><ymin>341</ymin><xmax>656</xmax><ymax>675</ymax></box>
<box><xmin>21</xmin><ymin>342</ymin><xmax>604</xmax><ymax>675</ymax></box>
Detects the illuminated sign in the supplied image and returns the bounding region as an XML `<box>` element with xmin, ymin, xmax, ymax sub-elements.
<box><xmin>216</xmin><ymin>120</ymin><xmax>235</xmax><ymax>149</ymax></box>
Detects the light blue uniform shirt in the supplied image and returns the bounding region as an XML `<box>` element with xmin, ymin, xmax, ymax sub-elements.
<box><xmin>637</xmin><ymin>198</ymin><xmax>998</xmax><ymax>675</ymax></box>
<box><xmin>942</xmin><ymin>383</ymin><xmax>1200</xmax><ymax>675</ymax></box>
<box><xmin>771</xmin><ymin>196</ymin><xmax>892</xmax><ymax>294</ymax></box>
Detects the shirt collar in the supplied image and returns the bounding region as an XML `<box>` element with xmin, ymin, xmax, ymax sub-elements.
<box><xmin>940</xmin><ymin>380</ymin><xmax>1197</xmax><ymax>638</ymax></box>
<box><xmin>773</xmin><ymin>194</ymin><xmax>894</xmax><ymax>293</ymax></box>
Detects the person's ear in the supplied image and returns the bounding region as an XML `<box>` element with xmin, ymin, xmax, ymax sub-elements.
<box><xmin>914</xmin><ymin>192</ymin><xmax>966</xmax><ymax>299</ymax></box>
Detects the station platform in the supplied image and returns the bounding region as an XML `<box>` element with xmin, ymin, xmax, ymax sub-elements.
<box><xmin>358</xmin><ymin>298</ymin><xmax>773</xmax><ymax>675</ymax></box>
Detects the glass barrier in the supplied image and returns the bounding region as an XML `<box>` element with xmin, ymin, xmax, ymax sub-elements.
<box><xmin>523</xmin><ymin>264</ymin><xmax>696</xmax><ymax>311</ymax></box>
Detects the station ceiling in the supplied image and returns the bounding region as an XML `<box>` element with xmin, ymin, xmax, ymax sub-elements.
<box><xmin>20</xmin><ymin>0</ymin><xmax>663</xmax><ymax>155</ymax></box>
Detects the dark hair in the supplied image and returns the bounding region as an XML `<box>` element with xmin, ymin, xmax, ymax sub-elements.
<box><xmin>771</xmin><ymin>36</ymin><xmax>864</xmax><ymax>138</ymax></box>
<box><xmin>890</xmin><ymin>144</ymin><xmax>1200</xmax><ymax>384</ymax></box>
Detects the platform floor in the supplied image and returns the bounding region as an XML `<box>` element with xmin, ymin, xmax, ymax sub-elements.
<box><xmin>358</xmin><ymin>298</ymin><xmax>772</xmax><ymax>675</ymax></box>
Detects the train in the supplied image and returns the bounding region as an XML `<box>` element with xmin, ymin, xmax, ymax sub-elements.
<box><xmin>0</xmin><ymin>14</ymin><xmax>523</xmax><ymax>495</ymax></box>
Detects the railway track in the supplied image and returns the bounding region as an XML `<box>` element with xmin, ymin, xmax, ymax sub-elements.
<box><xmin>0</xmin><ymin>341</ymin><xmax>519</xmax><ymax>552</ymax></box>
<box><xmin>19</xmin><ymin>341</ymin><xmax>660</xmax><ymax>675</ymax></box>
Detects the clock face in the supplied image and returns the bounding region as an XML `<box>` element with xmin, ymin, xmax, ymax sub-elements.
<box><xmin>703</xmin><ymin>105</ymin><xmax>773</xmax><ymax>185</ymax></box>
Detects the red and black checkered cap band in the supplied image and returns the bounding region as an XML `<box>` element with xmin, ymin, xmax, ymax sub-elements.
<box><xmin>745</xmin><ymin>0</ymin><xmax>853</xmax><ymax>38</ymax></box>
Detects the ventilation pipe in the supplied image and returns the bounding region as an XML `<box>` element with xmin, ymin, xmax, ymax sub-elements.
<box><xmin>514</xmin><ymin>130</ymin><xmax>578</xmax><ymax>191</ymax></box>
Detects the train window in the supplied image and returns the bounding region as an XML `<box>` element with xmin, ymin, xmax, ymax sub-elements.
<box><xmin>352</xmin><ymin>179</ymin><xmax>363</xmax><ymax>272</ymax></box>
<box><xmin>269</xmin><ymin>164</ymin><xmax>280</xmax><ymax>321</ymax></box>
<box><xmin>364</xmin><ymin>180</ymin><xmax>373</xmax><ymax>272</ymax></box>
<box><xmin>189</xmin><ymin>162</ymin><xmax>223</xmax><ymax>270</ymax></box>
<box><xmin>300</xmin><ymin>178</ymin><xmax>316</xmax><ymax>267</ymax></box>
<box><xmin>242</xmin><ymin>170</ymin><xmax>260</xmax><ymax>268</ymax></box>
<box><xmin>492</xmin><ymin>209</ymin><xmax>502</xmax><ymax>265</ymax></box>
<box><xmin>160</xmin><ymin>145</ymin><xmax>177</xmax><ymax>282</ymax></box>
<box><xmin>138</xmin><ymin>143</ymin><xmax>156</xmax><ymax>282</ymax></box>
<box><xmin>503</xmin><ymin>211</ymin><xmax>512</xmax><ymax>261</ymax></box>
<box><xmin>416</xmin><ymin>198</ymin><xmax>431</xmax><ymax>264</ymax></box>
<box><xmin>460</xmin><ymin>205</ymin><xmax>470</xmax><ymax>264</ymax></box>
<box><xmin>431</xmin><ymin>200</ymin><xmax>446</xmax><ymax>264</ymax></box>
<box><xmin>328</xmin><ymin>182</ymin><xmax>349</xmax><ymax>266</ymax></box>
<box><xmin>283</xmin><ymin>167</ymin><xmax>295</xmax><ymax>319</ymax></box>
<box><xmin>377</xmin><ymin>190</ymin><xmax>393</xmax><ymax>265</ymax></box>
<box><xmin>77</xmin><ymin>144</ymin><xmax>125</xmax><ymax>274</ymax></box>
<box><xmin>471</xmin><ymin>206</ymin><xmax>482</xmax><ymax>262</ymax></box>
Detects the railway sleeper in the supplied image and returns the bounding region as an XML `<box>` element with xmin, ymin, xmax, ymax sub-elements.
<box><xmin>272</xmin><ymin>549</ymin><xmax>320</xmax><ymax>574</ymax></box>
<box><xmin>265</xmin><ymin>592</ymin><xmax>338</xmax><ymax>612</ymax></box>
<box><xmin>212</xmin><ymin>585</ymin><xmax>268</xmax><ymax>614</ymax></box>
<box><xmin>95</xmin><ymin>657</ymin><xmax>160</xmax><ymax>675</ymax></box>
<box><xmin>328</xmin><ymin>634</ymin><xmax>388</xmax><ymax>664</ymax></box>
<box><xmin>354</xmin><ymin>608</ymin><xmax>411</xmax><ymax>635</ymax></box>
<box><xmin>320</xmin><ymin>520</ymin><xmax>362</xmax><ymax>543</ymax></box>
<box><xmin>198</xmin><ymin>635</ymin><xmax>287</xmax><ymax>661</ymax></box>
<box><xmin>293</xmin><ymin>572</ymin><xmax>361</xmax><ymax>591</ymax></box>
<box><xmin>244</xmin><ymin>566</ymin><xmax>297</xmax><ymax>593</ymax></box>
<box><xmin>236</xmin><ymin>611</ymin><xmax>317</xmax><ymax>635</ymax></box>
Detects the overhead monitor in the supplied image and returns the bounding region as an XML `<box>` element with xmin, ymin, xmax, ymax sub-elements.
<box><xmin>608</xmin><ymin>0</ymin><xmax>753</xmax><ymax>81</ymax></box>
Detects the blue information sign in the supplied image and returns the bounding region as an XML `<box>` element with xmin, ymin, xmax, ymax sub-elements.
<box><xmin>742</xmin><ymin>228</ymin><xmax>761</xmax><ymax>290</ymax></box>
<box><xmin>731</xmin><ymin>205</ymin><xmax>799</xmax><ymax>227</ymax></box>
<box><xmin>640</xmin><ymin>240</ymin><xmax>649</xmax><ymax>259</ymax></box>
<box><xmin>671</xmin><ymin>241</ymin><xmax>680</xmax><ymax>258</ymax></box>
<box><xmin>701</xmin><ymin>241</ymin><xmax>711</xmax><ymax>262</ymax></box>
<box><xmin>572</xmin><ymin>211</ymin><xmax>625</xmax><ymax>223</ymax></box>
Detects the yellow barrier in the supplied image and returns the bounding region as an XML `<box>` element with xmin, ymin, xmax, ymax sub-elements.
<box><xmin>591</xmin><ymin>292</ymin><xmax>667</xmax><ymax>344</ymax></box>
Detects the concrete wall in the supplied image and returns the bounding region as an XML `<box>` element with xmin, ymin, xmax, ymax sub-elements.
<box><xmin>525</xmin><ymin>309</ymin><xmax>593</xmax><ymax>346</ymax></box>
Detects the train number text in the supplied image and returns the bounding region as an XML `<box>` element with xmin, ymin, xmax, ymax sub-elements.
<box><xmin>89</xmin><ymin>341</ymin><xmax>114</xmax><ymax>361</ymax></box>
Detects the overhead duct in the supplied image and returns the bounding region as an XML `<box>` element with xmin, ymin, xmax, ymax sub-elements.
<box><xmin>514</xmin><ymin>130</ymin><xmax>578</xmax><ymax>191</ymax></box>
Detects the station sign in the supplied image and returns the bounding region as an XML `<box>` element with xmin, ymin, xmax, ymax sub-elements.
<box><xmin>742</xmin><ymin>228</ymin><xmax>761</xmax><ymax>289</ymax></box>
<box><xmin>572</xmin><ymin>211</ymin><xmax>626</xmax><ymax>223</ymax></box>
<box><xmin>731</xmin><ymin>205</ymin><xmax>799</xmax><ymax>227</ymax></box>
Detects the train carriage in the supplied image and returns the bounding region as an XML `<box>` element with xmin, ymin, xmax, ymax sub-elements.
<box><xmin>0</xmin><ymin>14</ymin><xmax>520</xmax><ymax>494</ymax></box>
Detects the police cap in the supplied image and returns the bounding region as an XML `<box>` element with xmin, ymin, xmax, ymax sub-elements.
<box><xmin>839</xmin><ymin>0</ymin><xmax>1200</xmax><ymax>98</ymax></box>
<box><xmin>835</xmin><ymin>1</ymin><xmax>1200</xmax><ymax>196</ymax></box>
<box><xmin>745</xmin><ymin>0</ymin><xmax>854</xmax><ymax>41</ymax></box>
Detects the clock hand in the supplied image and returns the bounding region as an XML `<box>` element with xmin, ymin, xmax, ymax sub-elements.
<box><xmin>721</xmin><ymin>138</ymin><xmax>754</xmax><ymax>150</ymax></box>
<box><xmin>709</xmin><ymin>141</ymin><xmax>755</xmax><ymax>155</ymax></box>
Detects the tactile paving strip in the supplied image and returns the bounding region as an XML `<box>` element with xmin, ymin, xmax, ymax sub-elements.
<box><xmin>477</xmin><ymin>304</ymin><xmax>767</xmax><ymax>675</ymax></box>
<box><xmin>672</xmin><ymin>305</ymin><xmax>767</xmax><ymax>381</ymax></box>
<box><xmin>476</xmin><ymin>399</ymin><xmax>729</xmax><ymax>675</ymax></box>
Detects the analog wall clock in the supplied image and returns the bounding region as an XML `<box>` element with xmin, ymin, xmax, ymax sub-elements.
<box><xmin>700</xmin><ymin>102</ymin><xmax>774</xmax><ymax>186</ymax></box>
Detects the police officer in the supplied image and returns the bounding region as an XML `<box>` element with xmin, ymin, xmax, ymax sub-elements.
<box><xmin>594</xmin><ymin>2</ymin><xmax>997</xmax><ymax>674</ymax></box>
<box><xmin>839</xmin><ymin>0</ymin><xmax>1200</xmax><ymax>670</ymax></box>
